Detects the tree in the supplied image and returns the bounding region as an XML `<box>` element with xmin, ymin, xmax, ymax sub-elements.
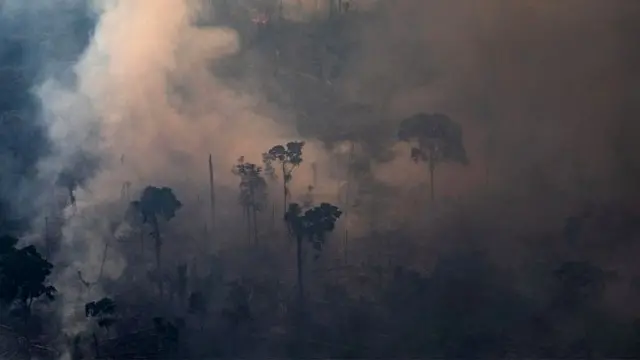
<box><xmin>398</xmin><ymin>113</ymin><xmax>468</xmax><ymax>201</ymax></box>
<box><xmin>0</xmin><ymin>235</ymin><xmax>56</xmax><ymax>320</ymax></box>
<box><xmin>284</xmin><ymin>202</ymin><xmax>342</xmax><ymax>308</ymax></box>
<box><xmin>264</xmin><ymin>141</ymin><xmax>305</xmax><ymax>217</ymax></box>
<box><xmin>131</xmin><ymin>186</ymin><xmax>182</xmax><ymax>294</ymax></box>
<box><xmin>232</xmin><ymin>158</ymin><xmax>268</xmax><ymax>244</ymax></box>
<box><xmin>85</xmin><ymin>297</ymin><xmax>116</xmax><ymax>337</ymax></box>
<box><xmin>85</xmin><ymin>297</ymin><xmax>116</xmax><ymax>325</ymax></box>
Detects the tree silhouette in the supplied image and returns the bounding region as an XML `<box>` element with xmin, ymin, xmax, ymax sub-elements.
<box><xmin>264</xmin><ymin>141</ymin><xmax>305</xmax><ymax>216</ymax></box>
<box><xmin>232</xmin><ymin>157</ymin><xmax>268</xmax><ymax>244</ymax></box>
<box><xmin>284</xmin><ymin>202</ymin><xmax>342</xmax><ymax>308</ymax></box>
<box><xmin>0</xmin><ymin>235</ymin><xmax>56</xmax><ymax>320</ymax></box>
<box><xmin>131</xmin><ymin>186</ymin><xmax>182</xmax><ymax>294</ymax></box>
<box><xmin>398</xmin><ymin>113</ymin><xmax>468</xmax><ymax>201</ymax></box>
<box><xmin>85</xmin><ymin>297</ymin><xmax>116</xmax><ymax>335</ymax></box>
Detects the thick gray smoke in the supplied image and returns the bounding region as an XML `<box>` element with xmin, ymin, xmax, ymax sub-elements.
<box><xmin>2</xmin><ymin>0</ymin><xmax>335</xmax><ymax>338</ymax></box>
<box><xmin>339</xmin><ymin>1</ymin><xmax>640</xmax><ymax>222</ymax></box>
<box><xmin>2</xmin><ymin>0</ymin><xmax>639</xmax><ymax>348</ymax></box>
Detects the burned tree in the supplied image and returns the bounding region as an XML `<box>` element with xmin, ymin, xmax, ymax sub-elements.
<box><xmin>0</xmin><ymin>235</ymin><xmax>56</xmax><ymax>321</ymax></box>
<box><xmin>85</xmin><ymin>296</ymin><xmax>117</xmax><ymax>357</ymax></box>
<box><xmin>285</xmin><ymin>202</ymin><xmax>342</xmax><ymax>308</ymax></box>
<box><xmin>264</xmin><ymin>141</ymin><xmax>305</xmax><ymax>217</ymax></box>
<box><xmin>398</xmin><ymin>113</ymin><xmax>468</xmax><ymax>201</ymax></box>
<box><xmin>232</xmin><ymin>158</ymin><xmax>268</xmax><ymax>244</ymax></box>
<box><xmin>131</xmin><ymin>186</ymin><xmax>182</xmax><ymax>294</ymax></box>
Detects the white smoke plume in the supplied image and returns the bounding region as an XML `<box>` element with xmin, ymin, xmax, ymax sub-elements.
<box><xmin>25</xmin><ymin>0</ymin><xmax>333</xmax><ymax>337</ymax></box>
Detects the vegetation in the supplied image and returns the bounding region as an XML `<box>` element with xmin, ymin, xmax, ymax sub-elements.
<box><xmin>0</xmin><ymin>235</ymin><xmax>56</xmax><ymax>321</ymax></box>
<box><xmin>131</xmin><ymin>186</ymin><xmax>182</xmax><ymax>296</ymax></box>
<box><xmin>133</xmin><ymin>187</ymin><xmax>182</xmax><ymax>266</ymax></box>
<box><xmin>285</xmin><ymin>202</ymin><xmax>342</xmax><ymax>308</ymax></box>
<box><xmin>232</xmin><ymin>157</ymin><xmax>268</xmax><ymax>244</ymax></box>
<box><xmin>263</xmin><ymin>141</ymin><xmax>305</xmax><ymax>217</ymax></box>
<box><xmin>398</xmin><ymin>113</ymin><xmax>468</xmax><ymax>201</ymax></box>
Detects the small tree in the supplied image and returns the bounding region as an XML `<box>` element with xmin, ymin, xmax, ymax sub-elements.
<box><xmin>398</xmin><ymin>113</ymin><xmax>468</xmax><ymax>201</ymax></box>
<box><xmin>232</xmin><ymin>158</ymin><xmax>268</xmax><ymax>244</ymax></box>
<box><xmin>0</xmin><ymin>235</ymin><xmax>56</xmax><ymax>321</ymax></box>
<box><xmin>264</xmin><ymin>141</ymin><xmax>305</xmax><ymax>217</ymax></box>
<box><xmin>85</xmin><ymin>297</ymin><xmax>116</xmax><ymax>327</ymax></box>
<box><xmin>131</xmin><ymin>186</ymin><xmax>182</xmax><ymax>294</ymax></box>
<box><xmin>85</xmin><ymin>296</ymin><xmax>116</xmax><ymax>355</ymax></box>
<box><xmin>285</xmin><ymin>203</ymin><xmax>342</xmax><ymax>308</ymax></box>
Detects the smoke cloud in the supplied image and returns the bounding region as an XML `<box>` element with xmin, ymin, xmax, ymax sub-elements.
<box><xmin>20</xmin><ymin>0</ymin><xmax>333</xmax><ymax>337</ymax></box>
<box><xmin>2</xmin><ymin>0</ymin><xmax>639</xmax><ymax>346</ymax></box>
<box><xmin>343</xmin><ymin>0</ymin><xmax>640</xmax><ymax>212</ymax></box>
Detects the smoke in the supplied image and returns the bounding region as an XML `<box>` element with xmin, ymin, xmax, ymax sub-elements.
<box><xmin>1</xmin><ymin>0</ymin><xmax>637</xmax><ymax>343</ymax></box>
<box><xmin>21</xmin><ymin>0</ymin><xmax>333</xmax><ymax>337</ymax></box>
<box><xmin>344</xmin><ymin>0</ymin><xmax>640</xmax><ymax>209</ymax></box>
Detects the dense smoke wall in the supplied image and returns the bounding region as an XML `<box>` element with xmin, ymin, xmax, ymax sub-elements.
<box><xmin>344</xmin><ymin>0</ymin><xmax>640</xmax><ymax>211</ymax></box>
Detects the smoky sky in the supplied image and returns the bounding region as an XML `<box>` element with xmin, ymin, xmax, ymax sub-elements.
<box><xmin>339</xmin><ymin>0</ymin><xmax>640</xmax><ymax>207</ymax></box>
<box><xmin>0</xmin><ymin>1</ymin><xmax>96</xmax><ymax>221</ymax></box>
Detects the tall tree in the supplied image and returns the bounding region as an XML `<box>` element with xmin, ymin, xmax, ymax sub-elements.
<box><xmin>232</xmin><ymin>158</ymin><xmax>268</xmax><ymax>244</ymax></box>
<box><xmin>398</xmin><ymin>113</ymin><xmax>468</xmax><ymax>201</ymax></box>
<box><xmin>264</xmin><ymin>141</ymin><xmax>305</xmax><ymax>217</ymax></box>
<box><xmin>0</xmin><ymin>235</ymin><xmax>56</xmax><ymax>320</ymax></box>
<box><xmin>85</xmin><ymin>298</ymin><xmax>116</xmax><ymax>334</ymax></box>
<box><xmin>131</xmin><ymin>186</ymin><xmax>182</xmax><ymax>294</ymax></box>
<box><xmin>85</xmin><ymin>297</ymin><xmax>116</xmax><ymax>358</ymax></box>
<box><xmin>284</xmin><ymin>202</ymin><xmax>342</xmax><ymax>309</ymax></box>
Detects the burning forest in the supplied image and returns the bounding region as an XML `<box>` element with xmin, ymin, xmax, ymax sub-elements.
<box><xmin>0</xmin><ymin>0</ymin><xmax>640</xmax><ymax>358</ymax></box>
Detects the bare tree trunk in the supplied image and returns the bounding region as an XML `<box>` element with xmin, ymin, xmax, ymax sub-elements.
<box><xmin>154</xmin><ymin>236</ymin><xmax>161</xmax><ymax>271</ymax></box>
<box><xmin>208</xmin><ymin>154</ymin><xmax>216</xmax><ymax>237</ymax></box>
<box><xmin>249</xmin><ymin>184</ymin><xmax>259</xmax><ymax>244</ymax></box>
<box><xmin>282</xmin><ymin>163</ymin><xmax>288</xmax><ymax>217</ymax></box>
<box><xmin>295</xmin><ymin>233</ymin><xmax>307</xmax><ymax>356</ymax></box>
<box><xmin>296</xmin><ymin>235</ymin><xmax>304</xmax><ymax>308</ymax></box>
<box><xmin>244</xmin><ymin>206</ymin><xmax>251</xmax><ymax>244</ymax></box>
<box><xmin>153</xmin><ymin>221</ymin><xmax>163</xmax><ymax>297</ymax></box>
<box><xmin>92</xmin><ymin>332</ymin><xmax>100</xmax><ymax>359</ymax></box>
<box><xmin>343</xmin><ymin>141</ymin><xmax>354</xmax><ymax>265</ymax></box>
<box><xmin>428</xmin><ymin>153</ymin><xmax>435</xmax><ymax>202</ymax></box>
<box><xmin>271</xmin><ymin>203</ymin><xmax>276</xmax><ymax>231</ymax></box>
<box><xmin>252</xmin><ymin>206</ymin><xmax>259</xmax><ymax>245</ymax></box>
